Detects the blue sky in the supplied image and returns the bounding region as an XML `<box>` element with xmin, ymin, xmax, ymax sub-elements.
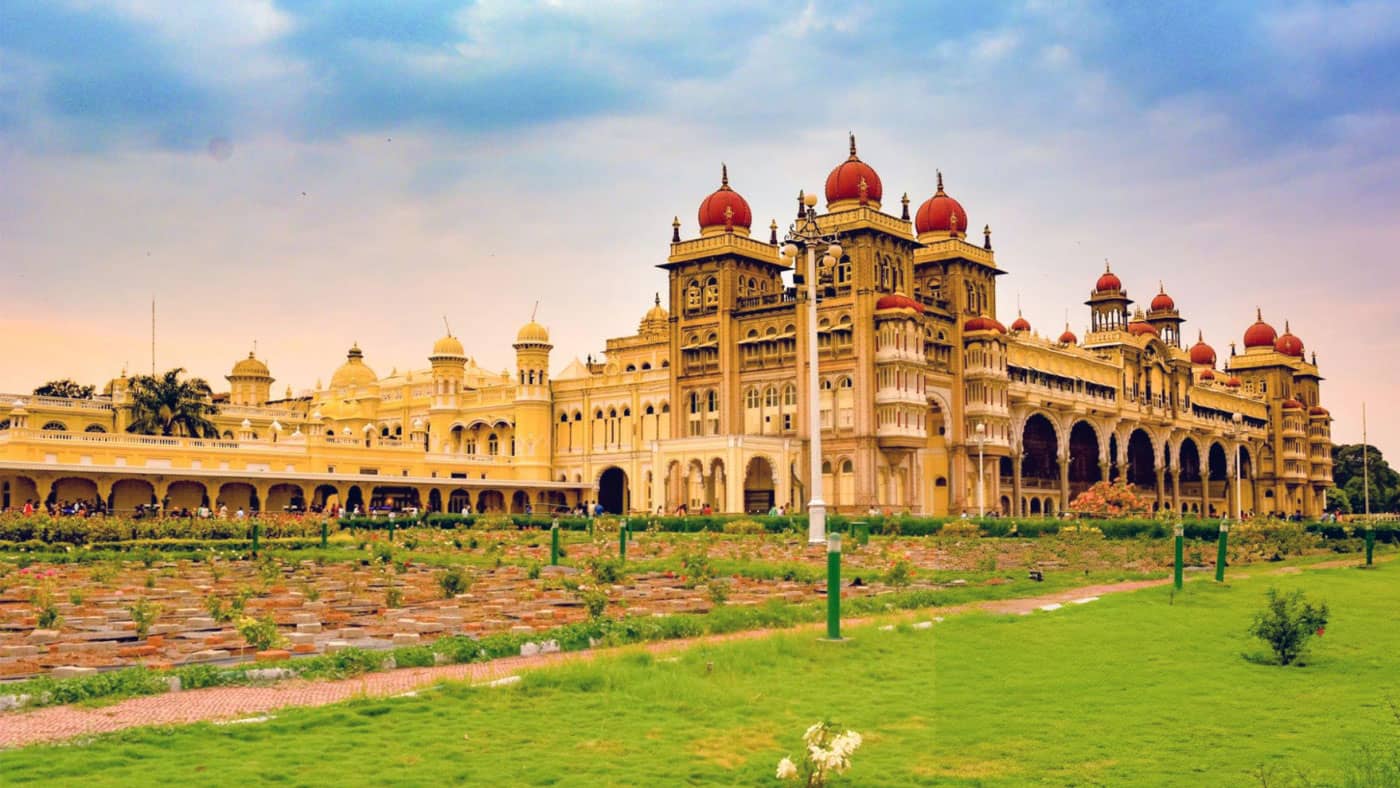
<box><xmin>2</xmin><ymin>0</ymin><xmax>1399</xmax><ymax>453</ymax></box>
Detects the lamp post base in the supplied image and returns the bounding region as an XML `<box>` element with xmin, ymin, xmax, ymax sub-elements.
<box><xmin>808</xmin><ymin>500</ymin><xmax>827</xmax><ymax>545</ymax></box>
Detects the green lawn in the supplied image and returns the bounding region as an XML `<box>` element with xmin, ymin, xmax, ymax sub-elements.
<box><xmin>3</xmin><ymin>561</ymin><xmax>1396</xmax><ymax>786</ymax></box>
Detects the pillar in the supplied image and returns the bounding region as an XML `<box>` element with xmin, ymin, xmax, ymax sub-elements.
<box><xmin>1171</xmin><ymin>470</ymin><xmax>1181</xmax><ymax>515</ymax></box>
<box><xmin>254</xmin><ymin>482</ymin><xmax>273</xmax><ymax>515</ymax></box>
<box><xmin>1058</xmin><ymin>451</ymin><xmax>1071</xmax><ymax>511</ymax></box>
<box><xmin>1200</xmin><ymin>476</ymin><xmax>1210</xmax><ymax>519</ymax></box>
<box><xmin>1155</xmin><ymin>469</ymin><xmax>1166</xmax><ymax>512</ymax></box>
<box><xmin>34</xmin><ymin>477</ymin><xmax>54</xmax><ymax>509</ymax></box>
<box><xmin>1099</xmin><ymin>461</ymin><xmax>1111</xmax><ymax>485</ymax></box>
<box><xmin>950</xmin><ymin>445</ymin><xmax>967</xmax><ymax>514</ymax></box>
<box><xmin>1011</xmin><ymin>453</ymin><xmax>1023</xmax><ymax>516</ymax></box>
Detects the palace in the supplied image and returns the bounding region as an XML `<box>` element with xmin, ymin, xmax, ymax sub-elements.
<box><xmin>0</xmin><ymin>137</ymin><xmax>1334</xmax><ymax>518</ymax></box>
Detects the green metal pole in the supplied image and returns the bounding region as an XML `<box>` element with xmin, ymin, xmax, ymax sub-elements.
<box><xmin>1215</xmin><ymin>523</ymin><xmax>1229</xmax><ymax>582</ymax></box>
<box><xmin>1365</xmin><ymin>526</ymin><xmax>1375</xmax><ymax>566</ymax></box>
<box><xmin>321</xmin><ymin>520</ymin><xmax>329</xmax><ymax>550</ymax></box>
<box><xmin>827</xmin><ymin>533</ymin><xmax>842</xmax><ymax>640</ymax></box>
<box><xmin>619</xmin><ymin>523</ymin><xmax>627</xmax><ymax>562</ymax></box>
<box><xmin>387</xmin><ymin>517</ymin><xmax>395</xmax><ymax>542</ymax></box>
<box><xmin>251</xmin><ymin>522</ymin><xmax>260</xmax><ymax>557</ymax></box>
<box><xmin>550</xmin><ymin>522</ymin><xmax>560</xmax><ymax>566</ymax></box>
<box><xmin>1173</xmin><ymin>524</ymin><xmax>1184</xmax><ymax>590</ymax></box>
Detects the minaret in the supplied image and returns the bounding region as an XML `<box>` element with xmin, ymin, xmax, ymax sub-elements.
<box><xmin>226</xmin><ymin>350</ymin><xmax>273</xmax><ymax>406</ymax></box>
<box><xmin>428</xmin><ymin>325</ymin><xmax>467</xmax><ymax>452</ymax></box>
<box><xmin>512</xmin><ymin>313</ymin><xmax>554</xmax><ymax>482</ymax></box>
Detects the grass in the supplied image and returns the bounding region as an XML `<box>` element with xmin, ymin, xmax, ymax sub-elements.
<box><xmin>2</xmin><ymin>558</ymin><xmax>1395</xmax><ymax>785</ymax></box>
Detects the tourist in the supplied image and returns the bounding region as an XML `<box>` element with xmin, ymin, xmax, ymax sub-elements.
<box><xmin>235</xmin><ymin>507</ymin><xmax>246</xmax><ymax>519</ymax></box>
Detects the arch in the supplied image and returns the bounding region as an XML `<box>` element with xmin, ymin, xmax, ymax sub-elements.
<box><xmin>1207</xmin><ymin>442</ymin><xmax>1229</xmax><ymax>481</ymax></box>
<box><xmin>41</xmin><ymin>421</ymin><xmax>68</xmax><ymax>431</ymax></box>
<box><xmin>84</xmin><ymin>424</ymin><xmax>107</xmax><ymax>433</ymax></box>
<box><xmin>427</xmin><ymin>489</ymin><xmax>443</xmax><ymax>512</ymax></box>
<box><xmin>1126</xmin><ymin>429</ymin><xmax>1156</xmax><ymax>486</ymax></box>
<box><xmin>113</xmin><ymin>478</ymin><xmax>156</xmax><ymax>514</ymax></box>
<box><xmin>598</xmin><ymin>466</ymin><xmax>629</xmax><ymax>515</ymax></box>
<box><xmin>1178</xmin><ymin>437</ymin><xmax>1202</xmax><ymax>482</ymax></box>
<box><xmin>1020</xmin><ymin>413</ymin><xmax>1059</xmax><ymax>482</ymax></box>
<box><xmin>511</xmin><ymin>490</ymin><xmax>530</xmax><ymax>513</ymax></box>
<box><xmin>1029</xmin><ymin>497</ymin><xmax>1042</xmax><ymax>515</ymax></box>
<box><xmin>742</xmin><ymin>455</ymin><xmax>777</xmax><ymax>513</ymax></box>
<box><xmin>448</xmin><ymin>488</ymin><xmax>472</xmax><ymax>514</ymax></box>
<box><xmin>216</xmin><ymin>482</ymin><xmax>258</xmax><ymax>513</ymax></box>
<box><xmin>266</xmin><ymin>483</ymin><xmax>305</xmax><ymax>513</ymax></box>
<box><xmin>476</xmin><ymin>489</ymin><xmax>505</xmax><ymax>513</ymax></box>
<box><xmin>167</xmin><ymin>480</ymin><xmax>209</xmax><ymax>512</ymax></box>
<box><xmin>344</xmin><ymin>485</ymin><xmax>364</xmax><ymax>513</ymax></box>
<box><xmin>1067</xmin><ymin>421</ymin><xmax>1102</xmax><ymax>485</ymax></box>
<box><xmin>312</xmin><ymin>484</ymin><xmax>342</xmax><ymax>512</ymax></box>
<box><xmin>50</xmin><ymin>477</ymin><xmax>99</xmax><ymax>509</ymax></box>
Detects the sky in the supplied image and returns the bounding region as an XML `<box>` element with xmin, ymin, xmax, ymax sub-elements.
<box><xmin>2</xmin><ymin>1</ymin><xmax>1398</xmax><ymax>454</ymax></box>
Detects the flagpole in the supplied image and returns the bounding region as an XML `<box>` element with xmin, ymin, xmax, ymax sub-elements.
<box><xmin>1362</xmin><ymin>401</ymin><xmax>1370</xmax><ymax>521</ymax></box>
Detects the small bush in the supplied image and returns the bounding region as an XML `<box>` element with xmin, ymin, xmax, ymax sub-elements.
<box><xmin>1249</xmin><ymin>587</ymin><xmax>1329</xmax><ymax>666</ymax></box>
<box><xmin>938</xmin><ymin>521</ymin><xmax>982</xmax><ymax>539</ymax></box>
<box><xmin>128</xmin><ymin>598</ymin><xmax>160</xmax><ymax>639</ymax></box>
<box><xmin>722</xmin><ymin>518</ymin><xmax>766</xmax><ymax>535</ymax></box>
<box><xmin>384</xmin><ymin>584</ymin><xmax>403</xmax><ymax>609</ymax></box>
<box><xmin>579</xmin><ymin>588</ymin><xmax>609</xmax><ymax>619</ymax></box>
<box><xmin>707</xmin><ymin>578</ymin><xmax>729</xmax><ymax>606</ymax></box>
<box><xmin>237</xmin><ymin>615</ymin><xmax>282</xmax><ymax>651</ymax></box>
<box><xmin>436</xmin><ymin>566</ymin><xmax>471</xmax><ymax>598</ymax></box>
<box><xmin>587</xmin><ymin>556</ymin><xmax>625</xmax><ymax>585</ymax></box>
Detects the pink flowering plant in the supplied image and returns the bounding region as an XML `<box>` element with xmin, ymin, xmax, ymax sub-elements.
<box><xmin>1068</xmin><ymin>480</ymin><xmax>1153</xmax><ymax>517</ymax></box>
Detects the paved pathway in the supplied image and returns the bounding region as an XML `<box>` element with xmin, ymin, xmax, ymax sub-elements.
<box><xmin>4</xmin><ymin>559</ymin><xmax>1382</xmax><ymax>750</ymax></box>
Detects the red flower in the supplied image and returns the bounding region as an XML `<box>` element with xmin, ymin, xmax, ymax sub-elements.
<box><xmin>1316</xmin><ymin>627</ymin><xmax>1325</xmax><ymax>637</ymax></box>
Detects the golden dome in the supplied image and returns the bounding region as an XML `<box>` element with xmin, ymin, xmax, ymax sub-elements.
<box><xmin>431</xmin><ymin>334</ymin><xmax>465</xmax><ymax>358</ymax></box>
<box><xmin>516</xmin><ymin>320</ymin><xmax>550</xmax><ymax>344</ymax></box>
<box><xmin>329</xmin><ymin>344</ymin><xmax>377</xmax><ymax>389</ymax></box>
<box><xmin>230</xmin><ymin>352</ymin><xmax>271</xmax><ymax>378</ymax></box>
<box><xmin>644</xmin><ymin>293</ymin><xmax>668</xmax><ymax>323</ymax></box>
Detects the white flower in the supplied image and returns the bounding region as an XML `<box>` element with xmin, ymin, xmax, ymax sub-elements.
<box><xmin>776</xmin><ymin>757</ymin><xmax>798</xmax><ymax>780</ymax></box>
<box><xmin>803</xmin><ymin>722</ymin><xmax>826</xmax><ymax>745</ymax></box>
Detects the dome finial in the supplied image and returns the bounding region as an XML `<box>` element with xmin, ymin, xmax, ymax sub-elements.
<box><xmin>983</xmin><ymin>224</ymin><xmax>992</xmax><ymax>250</ymax></box>
<box><xmin>1159</xmin><ymin>280</ymin><xmax>1165</xmax><ymax>293</ymax></box>
<box><xmin>796</xmin><ymin>190</ymin><xmax>806</xmax><ymax>219</ymax></box>
<box><xmin>848</xmin><ymin>131</ymin><xmax>857</xmax><ymax>160</ymax></box>
<box><xmin>936</xmin><ymin>170</ymin><xmax>945</xmax><ymax>194</ymax></box>
<box><xmin>1285</xmin><ymin>319</ymin><xmax>1291</xmax><ymax>332</ymax></box>
<box><xmin>769</xmin><ymin>218</ymin><xmax>778</xmax><ymax>245</ymax></box>
<box><xmin>900</xmin><ymin>192</ymin><xmax>910</xmax><ymax>221</ymax></box>
<box><xmin>654</xmin><ymin>292</ymin><xmax>661</xmax><ymax>307</ymax></box>
<box><xmin>671</xmin><ymin>215</ymin><xmax>681</xmax><ymax>243</ymax></box>
<box><xmin>1104</xmin><ymin>258</ymin><xmax>1112</xmax><ymax>273</ymax></box>
<box><xmin>720</xmin><ymin>163</ymin><xmax>729</xmax><ymax>188</ymax></box>
<box><xmin>1256</xmin><ymin>306</ymin><xmax>1262</xmax><ymax>321</ymax></box>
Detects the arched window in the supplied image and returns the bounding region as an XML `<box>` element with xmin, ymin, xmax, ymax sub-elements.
<box><xmin>84</xmin><ymin>424</ymin><xmax>107</xmax><ymax>433</ymax></box>
<box><xmin>706</xmin><ymin>390</ymin><xmax>719</xmax><ymax>412</ymax></box>
<box><xmin>625</xmin><ymin>364</ymin><xmax>636</xmax><ymax>372</ymax></box>
<box><xmin>487</xmin><ymin>433</ymin><xmax>499</xmax><ymax>455</ymax></box>
<box><xmin>783</xmin><ymin>384</ymin><xmax>797</xmax><ymax>406</ymax></box>
<box><xmin>686</xmin><ymin>280</ymin><xmax>701</xmax><ymax>310</ymax></box>
<box><xmin>41</xmin><ymin>421</ymin><xmax>66</xmax><ymax>431</ymax></box>
<box><xmin>703</xmin><ymin>277</ymin><xmax>719</xmax><ymax>308</ymax></box>
<box><xmin>837</xmin><ymin>255</ymin><xmax>851</xmax><ymax>284</ymax></box>
<box><xmin>764</xmin><ymin>386</ymin><xmax>779</xmax><ymax>408</ymax></box>
<box><xmin>641</xmin><ymin>362</ymin><xmax>651</xmax><ymax>370</ymax></box>
<box><xmin>689</xmin><ymin>392</ymin><xmax>702</xmax><ymax>414</ymax></box>
<box><xmin>841</xmin><ymin>459</ymin><xmax>854</xmax><ymax>474</ymax></box>
<box><xmin>560</xmin><ymin>413</ymin><xmax>569</xmax><ymax>423</ymax></box>
<box><xmin>645</xmin><ymin>404</ymin><xmax>655</xmax><ymax>415</ymax></box>
<box><xmin>745</xmin><ymin>388</ymin><xmax>760</xmax><ymax>408</ymax></box>
<box><xmin>839</xmin><ymin>376</ymin><xmax>853</xmax><ymax>389</ymax></box>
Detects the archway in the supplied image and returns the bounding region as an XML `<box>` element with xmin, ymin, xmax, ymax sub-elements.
<box><xmin>167</xmin><ymin>480</ymin><xmax>209</xmax><ymax>512</ymax></box>
<box><xmin>743</xmin><ymin>456</ymin><xmax>776</xmax><ymax>513</ymax></box>
<box><xmin>1067</xmin><ymin>422</ymin><xmax>1102</xmax><ymax>488</ymax></box>
<box><xmin>217</xmin><ymin>482</ymin><xmax>257</xmax><ymax>513</ymax></box>
<box><xmin>1126</xmin><ymin>429</ymin><xmax>1156</xmax><ymax>487</ymax></box>
<box><xmin>50</xmin><ymin>477</ymin><xmax>99</xmax><ymax>509</ymax></box>
<box><xmin>476</xmin><ymin>489</ymin><xmax>504</xmax><ymax>513</ymax></box>
<box><xmin>448</xmin><ymin>489</ymin><xmax>471</xmax><ymax>514</ymax></box>
<box><xmin>511</xmin><ymin>490</ymin><xmax>530</xmax><ymax>513</ymax></box>
<box><xmin>312</xmin><ymin>484</ymin><xmax>341</xmax><ymax>513</ymax></box>
<box><xmin>267</xmin><ymin>483</ymin><xmax>305</xmax><ymax>513</ymax></box>
<box><xmin>1207</xmin><ymin>443</ymin><xmax>1229</xmax><ymax>517</ymax></box>
<box><xmin>1029</xmin><ymin>497</ymin><xmax>1042</xmax><ymax>515</ymax></box>
<box><xmin>113</xmin><ymin>479</ymin><xmax>156</xmax><ymax>514</ymax></box>
<box><xmin>427</xmin><ymin>489</ymin><xmax>443</xmax><ymax>513</ymax></box>
<box><xmin>598</xmin><ymin>466</ymin><xmax>629</xmax><ymax>514</ymax></box>
<box><xmin>344</xmin><ymin>485</ymin><xmax>365</xmax><ymax>513</ymax></box>
<box><xmin>1020</xmin><ymin>414</ymin><xmax>1059</xmax><ymax>489</ymax></box>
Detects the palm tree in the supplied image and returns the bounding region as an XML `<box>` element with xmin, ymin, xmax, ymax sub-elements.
<box><xmin>125</xmin><ymin>368</ymin><xmax>220</xmax><ymax>438</ymax></box>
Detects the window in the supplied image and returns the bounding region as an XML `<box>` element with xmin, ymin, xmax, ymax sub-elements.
<box><xmin>41</xmin><ymin>421</ymin><xmax>67</xmax><ymax>431</ymax></box>
<box><xmin>707</xmin><ymin>390</ymin><xmax>719</xmax><ymax>412</ymax></box>
<box><xmin>746</xmin><ymin>388</ymin><xmax>760</xmax><ymax>408</ymax></box>
<box><xmin>764</xmin><ymin>386</ymin><xmax>778</xmax><ymax>408</ymax></box>
<box><xmin>783</xmin><ymin>384</ymin><xmax>797</xmax><ymax>406</ymax></box>
<box><xmin>703</xmin><ymin>277</ymin><xmax>719</xmax><ymax>308</ymax></box>
<box><xmin>686</xmin><ymin>280</ymin><xmax>701</xmax><ymax>310</ymax></box>
<box><xmin>487</xmin><ymin>433</ymin><xmax>499</xmax><ymax>455</ymax></box>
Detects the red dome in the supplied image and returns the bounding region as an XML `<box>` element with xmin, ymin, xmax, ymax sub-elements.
<box><xmin>1282</xmin><ymin>398</ymin><xmax>1304</xmax><ymax>410</ymax></box>
<box><xmin>1058</xmin><ymin>328</ymin><xmax>1077</xmax><ymax>345</ymax></box>
<box><xmin>1200</xmin><ymin>369</ymin><xmax>1216</xmax><ymax>380</ymax></box>
<box><xmin>1188</xmin><ymin>333</ymin><xmax>1217</xmax><ymax>366</ymax></box>
<box><xmin>1243</xmin><ymin>309</ymin><xmax>1277</xmax><ymax>349</ymax></box>
<box><xmin>1095</xmin><ymin>263</ymin><xmax>1122</xmax><ymax>293</ymax></box>
<box><xmin>1010</xmin><ymin>313</ymin><xmax>1031</xmax><ymax>332</ymax></box>
<box><xmin>1274</xmin><ymin>322</ymin><xmax>1304</xmax><ymax>357</ymax></box>
<box><xmin>963</xmin><ymin>315</ymin><xmax>1006</xmax><ymax>334</ymax></box>
<box><xmin>1309</xmin><ymin>405</ymin><xmax>1329</xmax><ymax>417</ymax></box>
<box><xmin>825</xmin><ymin>134</ymin><xmax>883</xmax><ymax>207</ymax></box>
<box><xmin>1225</xmin><ymin>376</ymin><xmax>1242</xmax><ymax>388</ymax></box>
<box><xmin>914</xmin><ymin>171</ymin><xmax>967</xmax><ymax>236</ymax></box>
<box><xmin>1128</xmin><ymin>319</ymin><xmax>1158</xmax><ymax>337</ymax></box>
<box><xmin>875</xmin><ymin>293</ymin><xmax>924</xmax><ymax>313</ymax></box>
<box><xmin>697</xmin><ymin>165</ymin><xmax>752</xmax><ymax>232</ymax></box>
<box><xmin>1150</xmin><ymin>284</ymin><xmax>1175</xmax><ymax>312</ymax></box>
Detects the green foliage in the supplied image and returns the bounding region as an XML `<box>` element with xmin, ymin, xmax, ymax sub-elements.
<box><xmin>123</xmin><ymin>367</ymin><xmax>220</xmax><ymax>438</ymax></box>
<box><xmin>391</xmin><ymin>646</ymin><xmax>435</xmax><ymax>668</ymax></box>
<box><xmin>435</xmin><ymin>566</ymin><xmax>471</xmax><ymax>598</ymax></box>
<box><xmin>1331</xmin><ymin>443</ymin><xmax>1400</xmax><ymax>513</ymax></box>
<box><xmin>586</xmin><ymin>555</ymin><xmax>625</xmax><ymax>585</ymax></box>
<box><xmin>32</xmin><ymin>378</ymin><xmax>96</xmax><ymax>399</ymax></box>
<box><xmin>236</xmin><ymin>615</ymin><xmax>282</xmax><ymax>651</ymax></box>
<box><xmin>1249</xmin><ymin>587</ymin><xmax>1330</xmax><ymax>666</ymax></box>
<box><xmin>579</xmin><ymin>588</ymin><xmax>609</xmax><ymax>619</ymax></box>
<box><xmin>205</xmin><ymin>594</ymin><xmax>232</xmax><ymax>623</ymax></box>
<box><xmin>706</xmin><ymin>578</ymin><xmax>729</xmax><ymax>606</ymax></box>
<box><xmin>885</xmin><ymin>557</ymin><xmax>914</xmax><ymax>588</ymax></box>
<box><xmin>128</xmin><ymin>598</ymin><xmax>160</xmax><ymax>639</ymax></box>
<box><xmin>384</xmin><ymin>584</ymin><xmax>403</xmax><ymax>609</ymax></box>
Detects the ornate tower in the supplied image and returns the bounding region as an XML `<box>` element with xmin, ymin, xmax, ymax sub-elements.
<box><xmin>1144</xmin><ymin>283</ymin><xmax>1184</xmax><ymax>348</ymax></box>
<box><xmin>512</xmin><ymin>318</ymin><xmax>554</xmax><ymax>482</ymax></box>
<box><xmin>1085</xmin><ymin>262</ymin><xmax>1132</xmax><ymax>340</ymax></box>
<box><xmin>226</xmin><ymin>351</ymin><xmax>273</xmax><ymax>406</ymax></box>
<box><xmin>427</xmin><ymin>331</ymin><xmax>467</xmax><ymax>453</ymax></box>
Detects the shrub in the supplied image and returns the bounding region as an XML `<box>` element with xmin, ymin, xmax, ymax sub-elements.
<box><xmin>938</xmin><ymin>521</ymin><xmax>982</xmax><ymax>539</ymax></box>
<box><xmin>1068</xmin><ymin>480</ymin><xmax>1153</xmax><ymax>517</ymax></box>
<box><xmin>205</xmin><ymin>594</ymin><xmax>233</xmax><ymax>623</ymax></box>
<box><xmin>885</xmin><ymin>557</ymin><xmax>914</xmax><ymax>588</ymax></box>
<box><xmin>707</xmin><ymin>578</ymin><xmax>729</xmax><ymax>606</ymax></box>
<box><xmin>384</xmin><ymin>584</ymin><xmax>403</xmax><ymax>609</ymax></box>
<box><xmin>587</xmin><ymin>556</ymin><xmax>625</xmax><ymax>585</ymax></box>
<box><xmin>128</xmin><ymin>598</ymin><xmax>161</xmax><ymax>639</ymax></box>
<box><xmin>1249</xmin><ymin>588</ymin><xmax>1329</xmax><ymax>666</ymax></box>
<box><xmin>436</xmin><ymin>566</ymin><xmax>471</xmax><ymax>599</ymax></box>
<box><xmin>392</xmin><ymin>645</ymin><xmax>435</xmax><ymax>668</ymax></box>
<box><xmin>237</xmin><ymin>615</ymin><xmax>282</xmax><ymax>651</ymax></box>
<box><xmin>722</xmin><ymin>518</ymin><xmax>766</xmax><ymax>535</ymax></box>
<box><xmin>579</xmin><ymin>588</ymin><xmax>609</xmax><ymax>619</ymax></box>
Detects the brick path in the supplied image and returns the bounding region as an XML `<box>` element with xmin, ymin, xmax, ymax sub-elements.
<box><xmin>0</xmin><ymin>575</ymin><xmax>1203</xmax><ymax>749</ymax></box>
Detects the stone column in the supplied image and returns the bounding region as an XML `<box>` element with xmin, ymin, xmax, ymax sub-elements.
<box><xmin>1155</xmin><ymin>469</ymin><xmax>1166</xmax><ymax>512</ymax></box>
<box><xmin>1200</xmin><ymin>477</ymin><xmax>1210</xmax><ymax>518</ymax></box>
<box><xmin>950</xmin><ymin>445</ymin><xmax>967</xmax><ymax>514</ymax></box>
<box><xmin>1171</xmin><ymin>470</ymin><xmax>1181</xmax><ymax>515</ymax></box>
<box><xmin>1099</xmin><ymin>461</ymin><xmax>1111</xmax><ymax>485</ymax></box>
<box><xmin>1058</xmin><ymin>451</ymin><xmax>1071</xmax><ymax>511</ymax></box>
<box><xmin>1011</xmin><ymin>453</ymin><xmax>1023</xmax><ymax>516</ymax></box>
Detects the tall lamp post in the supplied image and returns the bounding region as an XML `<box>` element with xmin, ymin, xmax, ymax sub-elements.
<box><xmin>974</xmin><ymin>422</ymin><xmax>987</xmax><ymax>518</ymax></box>
<box><xmin>1231</xmin><ymin>412</ymin><xmax>1244</xmax><ymax>521</ymax></box>
<box><xmin>780</xmin><ymin>192</ymin><xmax>841</xmax><ymax>545</ymax></box>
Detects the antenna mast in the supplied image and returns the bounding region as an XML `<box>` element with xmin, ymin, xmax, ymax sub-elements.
<box><xmin>531</xmin><ymin>300</ymin><xmax>539</xmax><ymax>322</ymax></box>
<box><xmin>151</xmin><ymin>298</ymin><xmax>156</xmax><ymax>376</ymax></box>
<box><xmin>1363</xmin><ymin>402</ymin><xmax>1370</xmax><ymax>520</ymax></box>
<box><xmin>442</xmin><ymin>315</ymin><xmax>452</xmax><ymax>337</ymax></box>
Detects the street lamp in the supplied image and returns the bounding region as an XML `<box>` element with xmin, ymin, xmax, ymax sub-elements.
<box><xmin>974</xmin><ymin>421</ymin><xmax>987</xmax><ymax>518</ymax></box>
<box><xmin>780</xmin><ymin>191</ymin><xmax>841</xmax><ymax>545</ymax></box>
<box><xmin>1231</xmin><ymin>412</ymin><xmax>1244</xmax><ymax>521</ymax></box>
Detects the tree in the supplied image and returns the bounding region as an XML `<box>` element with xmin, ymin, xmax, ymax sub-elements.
<box><xmin>1331</xmin><ymin>444</ymin><xmax>1399</xmax><ymax>513</ymax></box>
<box><xmin>124</xmin><ymin>368</ymin><xmax>220</xmax><ymax>438</ymax></box>
<box><xmin>33</xmin><ymin>379</ymin><xmax>95</xmax><ymax>399</ymax></box>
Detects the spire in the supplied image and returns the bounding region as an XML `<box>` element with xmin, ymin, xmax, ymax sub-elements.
<box><xmin>654</xmin><ymin>292</ymin><xmax>661</xmax><ymax>307</ymax></box>
<box><xmin>671</xmin><ymin>215</ymin><xmax>681</xmax><ymax>243</ymax></box>
<box><xmin>848</xmin><ymin>131</ymin><xmax>858</xmax><ymax>160</ymax></box>
<box><xmin>900</xmin><ymin>192</ymin><xmax>910</xmax><ymax>221</ymax></box>
<box><xmin>769</xmin><ymin>219</ymin><xmax>778</xmax><ymax>245</ymax></box>
<box><xmin>936</xmin><ymin>170</ymin><xmax>945</xmax><ymax>194</ymax></box>
<box><xmin>796</xmin><ymin>190</ymin><xmax>806</xmax><ymax>219</ymax></box>
<box><xmin>1105</xmin><ymin>258</ymin><xmax>1112</xmax><ymax>273</ymax></box>
<box><xmin>1256</xmin><ymin>306</ymin><xmax>1263</xmax><ymax>321</ymax></box>
<box><xmin>720</xmin><ymin>162</ymin><xmax>729</xmax><ymax>189</ymax></box>
<box><xmin>1197</xmin><ymin>329</ymin><xmax>1204</xmax><ymax>342</ymax></box>
<box><xmin>1285</xmin><ymin>319</ymin><xmax>1291</xmax><ymax>333</ymax></box>
<box><xmin>1159</xmin><ymin>280</ymin><xmax>1165</xmax><ymax>294</ymax></box>
<box><xmin>983</xmin><ymin>224</ymin><xmax>992</xmax><ymax>250</ymax></box>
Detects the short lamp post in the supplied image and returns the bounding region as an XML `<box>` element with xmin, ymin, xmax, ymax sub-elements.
<box><xmin>1215</xmin><ymin>522</ymin><xmax>1229</xmax><ymax>582</ymax></box>
<box><xmin>779</xmin><ymin>192</ymin><xmax>842</xmax><ymax>545</ymax></box>
<box><xmin>826</xmin><ymin>533</ymin><xmax>842</xmax><ymax>641</ymax></box>
<box><xmin>974</xmin><ymin>422</ymin><xmax>987</xmax><ymax>518</ymax></box>
<box><xmin>1173</xmin><ymin>523</ymin><xmax>1185</xmax><ymax>590</ymax></box>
